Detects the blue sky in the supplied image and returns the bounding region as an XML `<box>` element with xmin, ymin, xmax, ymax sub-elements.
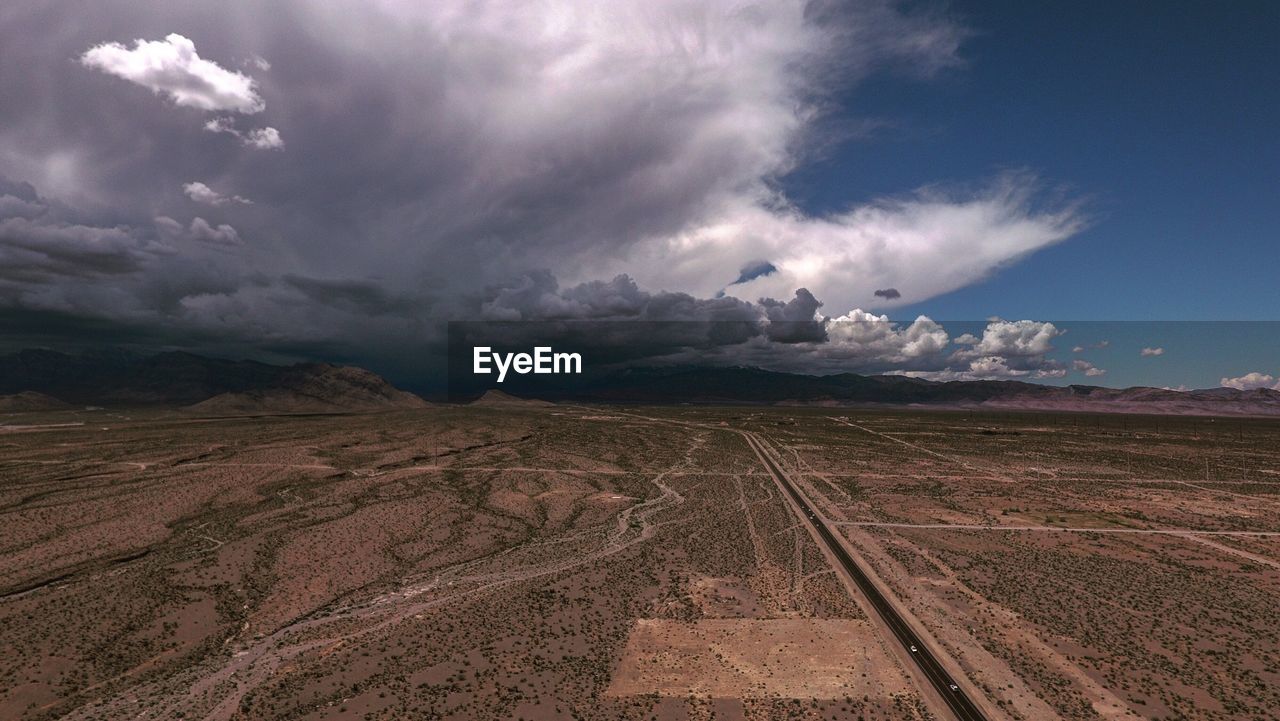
<box><xmin>785</xmin><ymin>1</ymin><xmax>1279</xmax><ymax>322</ymax></box>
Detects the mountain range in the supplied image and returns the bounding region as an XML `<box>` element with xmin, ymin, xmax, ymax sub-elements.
<box><xmin>485</xmin><ymin>365</ymin><xmax>1280</xmax><ymax>416</ymax></box>
<box><xmin>3</xmin><ymin>350</ymin><xmax>1278</xmax><ymax>416</ymax></box>
<box><xmin>0</xmin><ymin>349</ymin><xmax>427</xmax><ymax>413</ymax></box>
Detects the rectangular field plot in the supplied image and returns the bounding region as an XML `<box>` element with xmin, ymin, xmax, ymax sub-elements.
<box><xmin>608</xmin><ymin>618</ymin><xmax>910</xmax><ymax>699</ymax></box>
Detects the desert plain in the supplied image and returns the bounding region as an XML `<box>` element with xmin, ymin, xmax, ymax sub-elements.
<box><xmin>1</xmin><ymin>404</ymin><xmax>1278</xmax><ymax>720</ymax></box>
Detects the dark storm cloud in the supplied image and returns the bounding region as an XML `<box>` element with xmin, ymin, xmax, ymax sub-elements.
<box><xmin>0</xmin><ymin>214</ymin><xmax>170</xmax><ymax>281</ymax></box>
<box><xmin>0</xmin><ymin>176</ymin><xmax>40</xmax><ymax>203</ymax></box>
<box><xmin>873</xmin><ymin>287</ymin><xmax>901</xmax><ymax>300</ymax></box>
<box><xmin>480</xmin><ymin>271</ymin><xmax>760</xmax><ymax>325</ymax></box>
<box><xmin>459</xmin><ymin>278</ymin><xmax>1065</xmax><ymax>382</ymax></box>
<box><xmin>0</xmin><ymin>195</ymin><xmax>47</xmax><ymax>220</ymax></box>
<box><xmin>282</xmin><ymin>274</ymin><xmax>415</xmax><ymax>316</ymax></box>
<box><xmin>0</xmin><ymin>306</ymin><xmax>188</xmax><ymax>352</ymax></box>
<box><xmin>455</xmin><ymin>271</ymin><xmax>766</xmax><ymax>369</ymax></box>
<box><xmin>0</xmin><ymin>1</ymin><xmax>1084</xmax><ymax>380</ymax></box>
<box><xmin>761</xmin><ymin>288</ymin><xmax>827</xmax><ymax>343</ymax></box>
<box><xmin>730</xmin><ymin>259</ymin><xmax>778</xmax><ymax>286</ymax></box>
<box><xmin>0</xmin><ymin>176</ymin><xmax>49</xmax><ymax>221</ymax></box>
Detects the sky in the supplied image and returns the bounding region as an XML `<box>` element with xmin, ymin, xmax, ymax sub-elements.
<box><xmin>0</xmin><ymin>1</ymin><xmax>1276</xmax><ymax>392</ymax></box>
<box><xmin>786</xmin><ymin>1</ymin><xmax>1280</xmax><ymax>322</ymax></box>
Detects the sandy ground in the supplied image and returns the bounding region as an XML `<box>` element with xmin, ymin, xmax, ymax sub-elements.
<box><xmin>1</xmin><ymin>407</ymin><xmax>932</xmax><ymax>721</ymax></box>
<box><xmin>3</xmin><ymin>405</ymin><xmax>1277</xmax><ymax>720</ymax></box>
<box><xmin>609</xmin><ymin>618</ymin><xmax>907</xmax><ymax>698</ymax></box>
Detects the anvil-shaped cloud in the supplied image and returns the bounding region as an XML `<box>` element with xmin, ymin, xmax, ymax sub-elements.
<box><xmin>0</xmin><ymin>1</ymin><xmax>1084</xmax><ymax>372</ymax></box>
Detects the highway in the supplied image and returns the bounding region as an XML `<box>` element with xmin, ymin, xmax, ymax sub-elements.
<box><xmin>741</xmin><ymin>431</ymin><xmax>989</xmax><ymax>721</ymax></box>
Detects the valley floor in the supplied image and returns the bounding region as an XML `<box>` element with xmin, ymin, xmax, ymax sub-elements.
<box><xmin>1</xmin><ymin>406</ymin><xmax>1277</xmax><ymax>720</ymax></box>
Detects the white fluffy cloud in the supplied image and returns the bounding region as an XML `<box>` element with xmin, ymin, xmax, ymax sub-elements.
<box><xmin>1072</xmin><ymin>359</ymin><xmax>1106</xmax><ymax>377</ymax></box>
<box><xmin>203</xmin><ymin>118</ymin><xmax>283</xmax><ymax>149</ymax></box>
<box><xmin>890</xmin><ymin>318</ymin><xmax>1067</xmax><ymax>380</ymax></box>
<box><xmin>958</xmin><ymin>318</ymin><xmax>1063</xmax><ymax>358</ymax></box>
<box><xmin>189</xmin><ymin>218</ymin><xmax>241</xmax><ymax>245</ymax></box>
<box><xmin>1220</xmin><ymin>372</ymin><xmax>1279</xmax><ymax>391</ymax></box>
<box><xmin>243</xmin><ymin>127</ymin><xmax>283</xmax><ymax>150</ymax></box>
<box><xmin>155</xmin><ymin>216</ymin><xmax>242</xmax><ymax>246</ymax></box>
<box><xmin>896</xmin><ymin>355</ymin><xmax>1065</xmax><ymax>382</ymax></box>
<box><xmin>826</xmin><ymin>309</ymin><xmax>949</xmax><ymax>362</ymax></box>
<box><xmin>306</xmin><ymin>0</ymin><xmax>1076</xmax><ymax>311</ymax></box>
<box><xmin>1141</xmin><ymin>346</ymin><xmax>1164</xmax><ymax>357</ymax></box>
<box><xmin>80</xmin><ymin>33</ymin><xmax>264</xmax><ymax>113</ymax></box>
<box><xmin>182</xmin><ymin>182</ymin><xmax>251</xmax><ymax>206</ymax></box>
<box><xmin>615</xmin><ymin>174</ymin><xmax>1083</xmax><ymax>316</ymax></box>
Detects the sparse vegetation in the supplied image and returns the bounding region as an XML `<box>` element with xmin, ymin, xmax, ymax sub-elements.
<box><xmin>2</xmin><ymin>405</ymin><xmax>1276</xmax><ymax>720</ymax></box>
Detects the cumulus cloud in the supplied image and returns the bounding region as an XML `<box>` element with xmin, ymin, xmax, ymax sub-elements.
<box><xmin>689</xmin><ymin>309</ymin><xmax>953</xmax><ymax>377</ymax></box>
<box><xmin>204</xmin><ymin>118</ymin><xmax>284</xmax><ymax>149</ymax></box>
<box><xmin>896</xmin><ymin>355</ymin><xmax>1064</xmax><ymax>382</ymax></box>
<box><xmin>183</xmin><ymin>182</ymin><xmax>251</xmax><ymax>206</ymax></box>
<box><xmin>827</xmin><ymin>310</ymin><xmax>948</xmax><ymax>361</ymax></box>
<box><xmin>1141</xmin><ymin>346</ymin><xmax>1165</xmax><ymax>357</ymax></box>
<box><xmin>1220</xmin><ymin>372</ymin><xmax>1279</xmax><ymax>391</ymax></box>
<box><xmin>0</xmin><ymin>177</ymin><xmax>170</xmax><ymax>283</ymax></box>
<box><xmin>958</xmin><ymin>318</ymin><xmax>1063</xmax><ymax>358</ymax></box>
<box><xmin>0</xmin><ymin>178</ymin><xmax>50</xmax><ymax>221</ymax></box>
<box><xmin>155</xmin><ymin>216</ymin><xmax>241</xmax><ymax>246</ymax></box>
<box><xmin>964</xmin><ymin>356</ymin><xmax>1035</xmax><ymax>378</ymax></box>
<box><xmin>203</xmin><ymin>117</ymin><xmax>236</xmax><ymax>134</ymax></box>
<box><xmin>244</xmin><ymin>127</ymin><xmax>284</xmax><ymax>150</ymax></box>
<box><xmin>468</xmin><ymin>275</ymin><xmax>1072</xmax><ymax>381</ymax></box>
<box><xmin>189</xmin><ymin>218</ymin><xmax>242</xmax><ymax>246</ymax></box>
<box><xmin>0</xmin><ymin>194</ymin><xmax>47</xmax><ymax>220</ymax></box>
<box><xmin>906</xmin><ymin>318</ymin><xmax>1068</xmax><ymax>379</ymax></box>
<box><xmin>463</xmin><ymin>271</ymin><xmax>765</xmax><ymax>362</ymax></box>
<box><xmin>479</xmin><ymin>271</ymin><xmax>758</xmax><ymax>325</ymax></box>
<box><xmin>1072</xmin><ymin>359</ymin><xmax>1106</xmax><ymax>377</ymax></box>
<box><xmin>761</xmin><ymin>289</ymin><xmax>826</xmax><ymax>343</ymax></box>
<box><xmin>80</xmin><ymin>33</ymin><xmax>264</xmax><ymax>113</ymax></box>
<box><xmin>0</xmin><ymin>216</ymin><xmax>167</xmax><ymax>280</ymax></box>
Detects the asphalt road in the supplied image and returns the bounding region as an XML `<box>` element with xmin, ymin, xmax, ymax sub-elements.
<box><xmin>742</xmin><ymin>431</ymin><xmax>989</xmax><ymax>721</ymax></box>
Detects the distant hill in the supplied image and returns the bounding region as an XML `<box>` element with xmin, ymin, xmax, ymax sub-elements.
<box><xmin>188</xmin><ymin>365</ymin><xmax>430</xmax><ymax>414</ymax></box>
<box><xmin>0</xmin><ymin>349</ymin><xmax>426</xmax><ymax>412</ymax></box>
<box><xmin>470</xmin><ymin>389</ymin><xmax>554</xmax><ymax>408</ymax></box>
<box><xmin>6</xmin><ymin>349</ymin><xmax>1277</xmax><ymax>416</ymax></box>
<box><xmin>0</xmin><ymin>391</ymin><xmax>72</xmax><ymax>412</ymax></box>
